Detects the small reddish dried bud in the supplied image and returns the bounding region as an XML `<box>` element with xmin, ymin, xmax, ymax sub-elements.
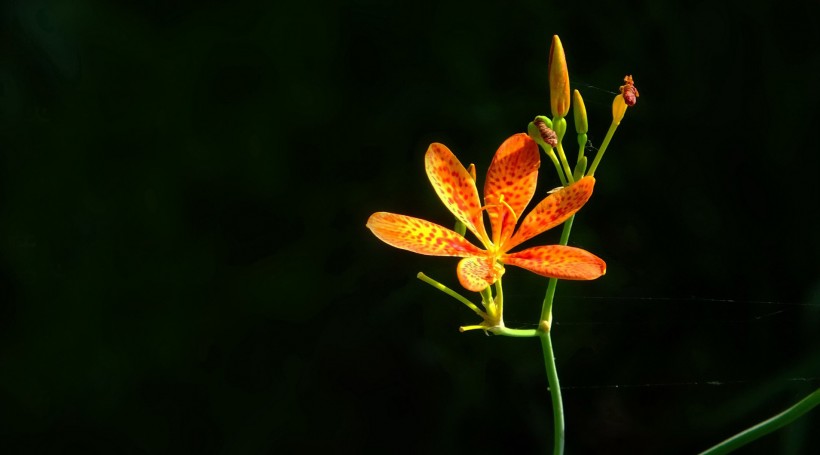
<box><xmin>620</xmin><ymin>75</ymin><xmax>639</xmax><ymax>107</ymax></box>
<box><xmin>534</xmin><ymin>118</ymin><xmax>558</xmax><ymax>147</ymax></box>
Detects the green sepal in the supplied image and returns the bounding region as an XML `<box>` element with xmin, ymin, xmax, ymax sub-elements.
<box><xmin>535</xmin><ymin>115</ymin><xmax>552</xmax><ymax>129</ymax></box>
<box><xmin>552</xmin><ymin>116</ymin><xmax>567</xmax><ymax>141</ymax></box>
<box><xmin>527</xmin><ymin>121</ymin><xmax>548</xmax><ymax>149</ymax></box>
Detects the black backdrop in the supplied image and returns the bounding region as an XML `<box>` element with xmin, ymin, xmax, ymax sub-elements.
<box><xmin>2</xmin><ymin>0</ymin><xmax>819</xmax><ymax>453</ymax></box>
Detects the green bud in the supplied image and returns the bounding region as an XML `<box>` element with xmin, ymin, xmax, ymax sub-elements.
<box><xmin>572</xmin><ymin>89</ymin><xmax>588</xmax><ymax>134</ymax></box>
<box><xmin>552</xmin><ymin>116</ymin><xmax>567</xmax><ymax>141</ymax></box>
<box><xmin>573</xmin><ymin>156</ymin><xmax>587</xmax><ymax>181</ymax></box>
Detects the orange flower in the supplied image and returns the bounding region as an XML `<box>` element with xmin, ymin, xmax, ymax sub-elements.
<box><xmin>367</xmin><ymin>133</ymin><xmax>605</xmax><ymax>291</ymax></box>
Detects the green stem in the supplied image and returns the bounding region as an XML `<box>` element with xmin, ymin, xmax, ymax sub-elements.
<box><xmin>494</xmin><ymin>279</ymin><xmax>504</xmax><ymax>325</ymax></box>
<box><xmin>540</xmin><ymin>331</ymin><xmax>564</xmax><ymax>455</ymax></box>
<box><xmin>555</xmin><ymin>142</ymin><xmax>575</xmax><ymax>185</ymax></box>
<box><xmin>545</xmin><ymin>147</ymin><xmax>568</xmax><ymax>186</ymax></box>
<box><xmin>539</xmin><ymin>215</ymin><xmax>575</xmax><ymax>323</ymax></box>
<box><xmin>586</xmin><ymin>121</ymin><xmax>619</xmax><ymax>177</ymax></box>
<box><xmin>698</xmin><ymin>387</ymin><xmax>820</xmax><ymax>455</ymax></box>
<box><xmin>489</xmin><ymin>327</ymin><xmax>538</xmax><ymax>337</ymax></box>
<box><xmin>417</xmin><ymin>272</ymin><xmax>485</xmax><ymax>317</ymax></box>
<box><xmin>576</xmin><ymin>132</ymin><xmax>587</xmax><ymax>163</ymax></box>
<box><xmin>536</xmin><ymin>214</ymin><xmax>575</xmax><ymax>455</ymax></box>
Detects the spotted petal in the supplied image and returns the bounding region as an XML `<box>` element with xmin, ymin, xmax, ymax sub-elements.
<box><xmin>457</xmin><ymin>256</ymin><xmax>503</xmax><ymax>291</ymax></box>
<box><xmin>425</xmin><ymin>143</ymin><xmax>488</xmax><ymax>245</ymax></box>
<box><xmin>483</xmin><ymin>133</ymin><xmax>540</xmax><ymax>246</ymax></box>
<box><xmin>503</xmin><ymin>176</ymin><xmax>595</xmax><ymax>251</ymax></box>
<box><xmin>503</xmin><ymin>245</ymin><xmax>606</xmax><ymax>280</ymax></box>
<box><xmin>367</xmin><ymin>212</ymin><xmax>484</xmax><ymax>257</ymax></box>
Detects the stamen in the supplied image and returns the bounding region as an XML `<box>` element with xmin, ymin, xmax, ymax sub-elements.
<box><xmin>497</xmin><ymin>196</ymin><xmax>519</xmax><ymax>223</ymax></box>
<box><xmin>479</xmin><ymin>195</ymin><xmax>519</xmax><ymax>223</ymax></box>
<box><xmin>482</xmin><ymin>194</ymin><xmax>520</xmax><ymax>247</ymax></box>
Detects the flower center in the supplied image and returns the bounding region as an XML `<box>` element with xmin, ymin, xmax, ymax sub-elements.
<box><xmin>482</xmin><ymin>194</ymin><xmax>519</xmax><ymax>247</ymax></box>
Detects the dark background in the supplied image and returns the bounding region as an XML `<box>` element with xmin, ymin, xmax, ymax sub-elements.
<box><xmin>2</xmin><ymin>0</ymin><xmax>819</xmax><ymax>453</ymax></box>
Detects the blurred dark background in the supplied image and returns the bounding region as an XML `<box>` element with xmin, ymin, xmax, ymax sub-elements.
<box><xmin>2</xmin><ymin>0</ymin><xmax>819</xmax><ymax>453</ymax></box>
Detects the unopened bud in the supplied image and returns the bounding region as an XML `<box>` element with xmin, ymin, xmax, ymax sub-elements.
<box><xmin>572</xmin><ymin>89</ymin><xmax>588</xmax><ymax>134</ymax></box>
<box><xmin>612</xmin><ymin>93</ymin><xmax>627</xmax><ymax>125</ymax></box>
<box><xmin>548</xmin><ymin>35</ymin><xmax>570</xmax><ymax>118</ymax></box>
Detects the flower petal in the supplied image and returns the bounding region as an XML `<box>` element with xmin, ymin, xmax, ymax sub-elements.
<box><xmin>425</xmin><ymin>143</ymin><xmax>488</xmax><ymax>245</ymax></box>
<box><xmin>503</xmin><ymin>245</ymin><xmax>606</xmax><ymax>280</ymax></box>
<box><xmin>503</xmin><ymin>176</ymin><xmax>595</xmax><ymax>251</ymax></box>
<box><xmin>367</xmin><ymin>212</ymin><xmax>484</xmax><ymax>257</ymax></box>
<box><xmin>457</xmin><ymin>257</ymin><xmax>503</xmax><ymax>291</ymax></box>
<box><xmin>483</xmin><ymin>133</ymin><xmax>540</xmax><ymax>246</ymax></box>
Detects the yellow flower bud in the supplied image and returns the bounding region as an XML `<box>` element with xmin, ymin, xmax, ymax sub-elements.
<box><xmin>548</xmin><ymin>35</ymin><xmax>570</xmax><ymax>118</ymax></box>
<box><xmin>572</xmin><ymin>89</ymin><xmax>588</xmax><ymax>134</ymax></box>
<box><xmin>612</xmin><ymin>94</ymin><xmax>627</xmax><ymax>125</ymax></box>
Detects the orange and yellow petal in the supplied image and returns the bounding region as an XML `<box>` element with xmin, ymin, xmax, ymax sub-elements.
<box><xmin>367</xmin><ymin>212</ymin><xmax>484</xmax><ymax>257</ymax></box>
<box><xmin>457</xmin><ymin>256</ymin><xmax>503</xmax><ymax>292</ymax></box>
<box><xmin>483</xmin><ymin>133</ymin><xmax>540</xmax><ymax>246</ymax></box>
<box><xmin>503</xmin><ymin>176</ymin><xmax>595</xmax><ymax>251</ymax></box>
<box><xmin>425</xmin><ymin>143</ymin><xmax>488</xmax><ymax>244</ymax></box>
<box><xmin>503</xmin><ymin>245</ymin><xmax>605</xmax><ymax>280</ymax></box>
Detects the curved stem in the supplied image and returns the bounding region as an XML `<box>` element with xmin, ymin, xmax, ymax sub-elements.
<box><xmin>540</xmin><ymin>331</ymin><xmax>564</xmax><ymax>455</ymax></box>
<box><xmin>698</xmin><ymin>387</ymin><xmax>820</xmax><ymax>455</ymax></box>
<box><xmin>417</xmin><ymin>272</ymin><xmax>485</xmax><ymax>317</ymax></box>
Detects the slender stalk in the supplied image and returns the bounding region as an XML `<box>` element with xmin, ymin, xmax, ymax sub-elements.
<box><xmin>698</xmin><ymin>387</ymin><xmax>820</xmax><ymax>455</ymax></box>
<box><xmin>576</xmin><ymin>132</ymin><xmax>587</xmax><ymax>163</ymax></box>
<box><xmin>540</xmin><ymin>215</ymin><xmax>575</xmax><ymax>323</ymax></box>
<box><xmin>555</xmin><ymin>142</ymin><xmax>575</xmax><ymax>185</ymax></box>
<box><xmin>536</xmin><ymin>215</ymin><xmax>575</xmax><ymax>455</ymax></box>
<box><xmin>490</xmin><ymin>327</ymin><xmax>538</xmax><ymax>337</ymax></box>
<box><xmin>540</xmin><ymin>331</ymin><xmax>564</xmax><ymax>455</ymax></box>
<box><xmin>545</xmin><ymin>147</ymin><xmax>568</xmax><ymax>186</ymax></box>
<box><xmin>586</xmin><ymin>121</ymin><xmax>619</xmax><ymax>177</ymax></box>
<box><xmin>494</xmin><ymin>279</ymin><xmax>504</xmax><ymax>324</ymax></box>
<box><xmin>416</xmin><ymin>272</ymin><xmax>485</xmax><ymax>317</ymax></box>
